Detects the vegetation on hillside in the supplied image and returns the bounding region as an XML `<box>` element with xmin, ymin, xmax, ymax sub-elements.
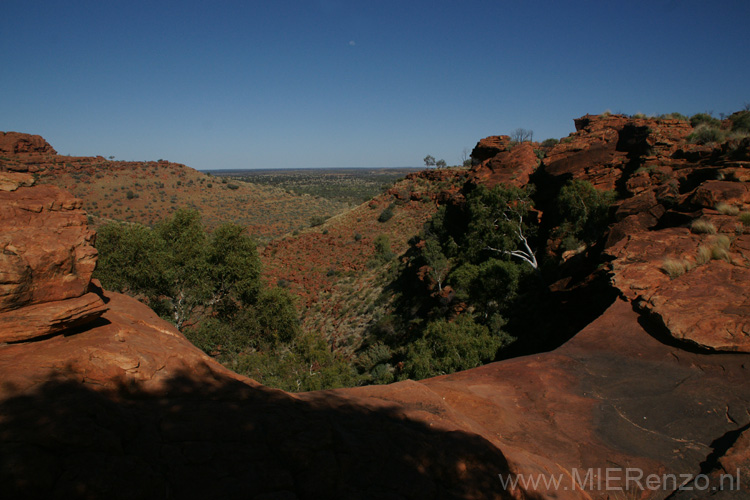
<box><xmin>95</xmin><ymin>209</ymin><xmax>356</xmax><ymax>391</ymax></box>
<box><xmin>216</xmin><ymin>168</ymin><xmax>419</xmax><ymax>206</ymax></box>
<box><xmin>353</xmin><ymin>178</ymin><xmax>617</xmax><ymax>383</ymax></box>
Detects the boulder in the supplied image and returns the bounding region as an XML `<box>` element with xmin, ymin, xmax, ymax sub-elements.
<box><xmin>0</xmin><ymin>180</ymin><xmax>104</xmax><ymax>340</ymax></box>
<box><xmin>467</xmin><ymin>140</ymin><xmax>540</xmax><ymax>189</ymax></box>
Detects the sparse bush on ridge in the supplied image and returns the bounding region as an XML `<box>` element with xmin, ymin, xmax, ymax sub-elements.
<box><xmin>690</xmin><ymin>113</ymin><xmax>721</xmax><ymax>128</ymax></box>
<box><xmin>658</xmin><ymin>112</ymin><xmax>688</xmax><ymax>121</ymax></box>
<box><xmin>730</xmin><ymin>110</ymin><xmax>750</xmax><ymax>132</ymax></box>
<box><xmin>377</xmin><ymin>204</ymin><xmax>395</xmax><ymax>223</ymax></box>
<box><xmin>688</xmin><ymin>124</ymin><xmax>725</xmax><ymax>145</ymax></box>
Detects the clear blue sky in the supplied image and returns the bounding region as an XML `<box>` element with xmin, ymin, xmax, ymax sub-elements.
<box><xmin>2</xmin><ymin>0</ymin><xmax>749</xmax><ymax>169</ymax></box>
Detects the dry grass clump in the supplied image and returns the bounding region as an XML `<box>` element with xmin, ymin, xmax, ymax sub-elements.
<box><xmin>696</xmin><ymin>245</ymin><xmax>713</xmax><ymax>265</ymax></box>
<box><xmin>690</xmin><ymin>219</ymin><xmax>717</xmax><ymax>234</ymax></box>
<box><xmin>710</xmin><ymin>235</ymin><xmax>732</xmax><ymax>262</ymax></box>
<box><xmin>661</xmin><ymin>257</ymin><xmax>691</xmax><ymax>278</ymax></box>
<box><xmin>716</xmin><ymin>202</ymin><xmax>740</xmax><ymax>216</ymax></box>
<box><xmin>696</xmin><ymin>235</ymin><xmax>732</xmax><ymax>265</ymax></box>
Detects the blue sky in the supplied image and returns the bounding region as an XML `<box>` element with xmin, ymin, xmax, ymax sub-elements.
<box><xmin>2</xmin><ymin>0</ymin><xmax>749</xmax><ymax>169</ymax></box>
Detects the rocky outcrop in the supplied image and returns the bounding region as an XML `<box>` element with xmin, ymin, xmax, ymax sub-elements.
<box><xmin>0</xmin><ymin>131</ymin><xmax>56</xmax><ymax>156</ymax></box>
<box><xmin>0</xmin><ymin>173</ymin><xmax>105</xmax><ymax>342</ymax></box>
<box><xmin>468</xmin><ymin>136</ymin><xmax>540</xmax><ymax>189</ymax></box>
<box><xmin>543</xmin><ymin>114</ymin><xmax>693</xmax><ymax>191</ymax></box>
<box><xmin>519</xmin><ymin>113</ymin><xmax>750</xmax><ymax>353</ymax></box>
<box><xmin>607</xmin><ymin>227</ymin><xmax>750</xmax><ymax>352</ymax></box>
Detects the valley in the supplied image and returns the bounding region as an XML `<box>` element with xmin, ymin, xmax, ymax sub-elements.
<box><xmin>1</xmin><ymin>109</ymin><xmax>749</xmax><ymax>498</ymax></box>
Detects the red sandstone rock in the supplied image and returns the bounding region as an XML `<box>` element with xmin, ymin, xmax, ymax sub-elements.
<box><xmin>0</xmin><ymin>292</ymin><xmax>107</xmax><ymax>342</ymax></box>
<box><xmin>467</xmin><ymin>140</ymin><xmax>540</xmax><ymax>189</ymax></box>
<box><xmin>0</xmin><ymin>131</ymin><xmax>56</xmax><ymax>156</ymax></box>
<box><xmin>0</xmin><ymin>177</ymin><xmax>104</xmax><ymax>340</ymax></box>
<box><xmin>470</xmin><ymin>135</ymin><xmax>510</xmax><ymax>163</ymax></box>
<box><xmin>606</xmin><ymin>226</ymin><xmax>750</xmax><ymax>352</ymax></box>
<box><xmin>1</xmin><ymin>123</ymin><xmax>748</xmax><ymax>499</ymax></box>
<box><xmin>0</xmin><ymin>182</ymin><xmax>98</xmax><ymax>309</ymax></box>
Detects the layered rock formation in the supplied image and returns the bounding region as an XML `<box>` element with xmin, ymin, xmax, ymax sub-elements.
<box><xmin>468</xmin><ymin>135</ymin><xmax>540</xmax><ymax>189</ymax></box>
<box><xmin>0</xmin><ymin>172</ymin><xmax>106</xmax><ymax>342</ymax></box>
<box><xmin>0</xmin><ymin>131</ymin><xmax>56</xmax><ymax>157</ymax></box>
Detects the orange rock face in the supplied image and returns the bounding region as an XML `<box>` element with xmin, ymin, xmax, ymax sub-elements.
<box><xmin>468</xmin><ymin>136</ymin><xmax>540</xmax><ymax>189</ymax></box>
<box><xmin>0</xmin><ymin>131</ymin><xmax>57</xmax><ymax>156</ymax></box>
<box><xmin>0</xmin><ymin>173</ymin><xmax>105</xmax><ymax>342</ymax></box>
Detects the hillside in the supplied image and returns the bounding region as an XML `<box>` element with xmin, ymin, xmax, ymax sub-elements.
<box><xmin>0</xmin><ymin>131</ymin><xmax>346</xmax><ymax>241</ymax></box>
<box><xmin>261</xmin><ymin>167</ymin><xmax>469</xmax><ymax>351</ymax></box>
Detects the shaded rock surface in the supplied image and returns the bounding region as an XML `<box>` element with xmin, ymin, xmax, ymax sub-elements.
<box><xmin>531</xmin><ymin>113</ymin><xmax>750</xmax><ymax>353</ymax></box>
<box><xmin>1</xmin><ymin>292</ymin><xmax>748</xmax><ymax>499</ymax></box>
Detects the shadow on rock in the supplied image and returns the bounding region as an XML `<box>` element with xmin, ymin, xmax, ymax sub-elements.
<box><xmin>0</xmin><ymin>367</ymin><xmax>516</xmax><ymax>500</ymax></box>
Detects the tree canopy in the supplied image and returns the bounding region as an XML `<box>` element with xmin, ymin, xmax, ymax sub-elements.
<box><xmin>95</xmin><ymin>209</ymin><xmax>260</xmax><ymax>330</ymax></box>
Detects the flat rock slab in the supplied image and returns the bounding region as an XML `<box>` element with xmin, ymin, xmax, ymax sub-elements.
<box><xmin>0</xmin><ymin>294</ymin><xmax>747</xmax><ymax>499</ymax></box>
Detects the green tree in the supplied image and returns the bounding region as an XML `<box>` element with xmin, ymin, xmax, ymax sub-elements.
<box><xmin>555</xmin><ymin>180</ymin><xmax>615</xmax><ymax>248</ymax></box>
<box><xmin>421</xmin><ymin>236</ymin><xmax>449</xmax><ymax>291</ymax></box>
<box><xmin>95</xmin><ymin>209</ymin><xmax>261</xmax><ymax>330</ymax></box>
<box><xmin>233</xmin><ymin>331</ymin><xmax>357</xmax><ymax>392</ymax></box>
<box><xmin>402</xmin><ymin>316</ymin><xmax>509</xmax><ymax>379</ymax></box>
<box><xmin>463</xmin><ymin>185</ymin><xmax>538</xmax><ymax>269</ymax></box>
<box><xmin>449</xmin><ymin>259</ymin><xmax>523</xmax><ymax>319</ymax></box>
<box><xmin>95</xmin><ymin>222</ymin><xmax>169</xmax><ymax>297</ymax></box>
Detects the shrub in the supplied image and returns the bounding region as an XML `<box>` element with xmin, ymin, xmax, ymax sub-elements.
<box><xmin>659</xmin><ymin>112</ymin><xmax>688</xmax><ymax>121</ymax></box>
<box><xmin>688</xmin><ymin>124</ymin><xmax>725</xmax><ymax>144</ymax></box>
<box><xmin>541</xmin><ymin>138</ymin><xmax>559</xmax><ymax>148</ymax></box>
<box><xmin>739</xmin><ymin>212</ymin><xmax>750</xmax><ymax>226</ymax></box>
<box><xmin>711</xmin><ymin>235</ymin><xmax>732</xmax><ymax>262</ymax></box>
<box><xmin>126</xmin><ymin>190</ymin><xmax>135</xmax><ymax>200</ymax></box>
<box><xmin>378</xmin><ymin>204</ymin><xmax>395</xmax><ymax>223</ymax></box>
<box><xmin>402</xmin><ymin>316</ymin><xmax>510</xmax><ymax>379</ymax></box>
<box><xmin>716</xmin><ymin>202</ymin><xmax>740</xmax><ymax>216</ymax></box>
<box><xmin>374</xmin><ymin>234</ymin><xmax>395</xmax><ymax>261</ymax></box>
<box><xmin>690</xmin><ymin>113</ymin><xmax>721</xmax><ymax>128</ymax></box>
<box><xmin>690</xmin><ymin>219</ymin><xmax>717</xmax><ymax>234</ymax></box>
<box><xmin>556</xmin><ymin>180</ymin><xmax>615</xmax><ymax>245</ymax></box>
<box><xmin>233</xmin><ymin>332</ymin><xmax>356</xmax><ymax>392</ymax></box>
<box><xmin>661</xmin><ymin>258</ymin><xmax>690</xmax><ymax>278</ymax></box>
<box><xmin>227</xmin><ymin>183</ymin><xmax>239</xmax><ymax>190</ymax></box>
<box><xmin>309</xmin><ymin>215</ymin><xmax>327</xmax><ymax>227</ymax></box>
<box><xmin>354</xmin><ymin>232</ymin><xmax>362</xmax><ymax>242</ymax></box>
<box><xmin>730</xmin><ymin>111</ymin><xmax>750</xmax><ymax>132</ymax></box>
